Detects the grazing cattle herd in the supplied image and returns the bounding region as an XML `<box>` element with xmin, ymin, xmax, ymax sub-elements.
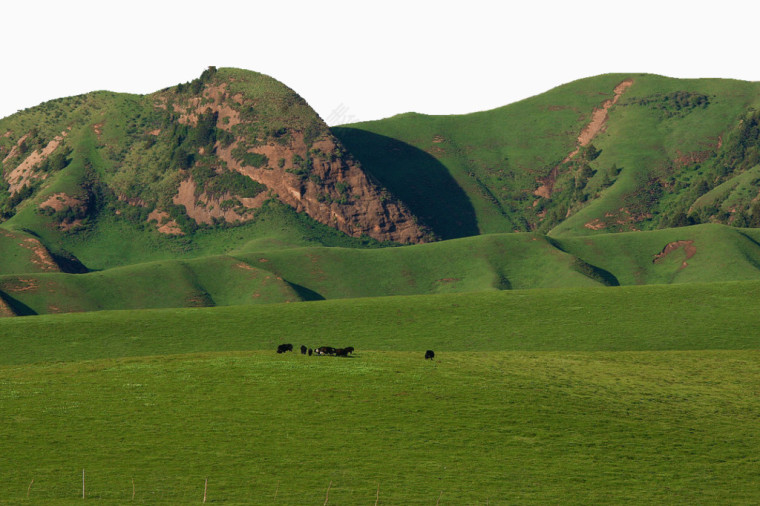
<box><xmin>276</xmin><ymin>344</ymin><xmax>435</xmax><ymax>360</ymax></box>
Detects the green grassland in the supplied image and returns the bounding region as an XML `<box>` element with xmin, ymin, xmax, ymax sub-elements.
<box><xmin>4</xmin><ymin>222</ymin><xmax>760</xmax><ymax>315</ymax></box>
<box><xmin>1</xmin><ymin>282</ymin><xmax>760</xmax><ymax>503</ymax></box>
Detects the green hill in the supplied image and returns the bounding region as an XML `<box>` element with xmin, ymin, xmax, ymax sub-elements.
<box><xmin>0</xmin><ymin>68</ymin><xmax>429</xmax><ymax>270</ymax></box>
<box><xmin>335</xmin><ymin>74</ymin><xmax>760</xmax><ymax>238</ymax></box>
<box><xmin>4</xmin><ymin>223</ymin><xmax>760</xmax><ymax>315</ymax></box>
<box><xmin>4</xmin><ymin>70</ymin><xmax>760</xmax><ymax>315</ymax></box>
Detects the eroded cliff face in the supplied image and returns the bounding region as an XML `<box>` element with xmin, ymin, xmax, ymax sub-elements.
<box><xmin>215</xmin><ymin>134</ymin><xmax>429</xmax><ymax>243</ymax></box>
<box><xmin>159</xmin><ymin>74</ymin><xmax>432</xmax><ymax>244</ymax></box>
<box><xmin>0</xmin><ymin>68</ymin><xmax>433</xmax><ymax>245</ymax></box>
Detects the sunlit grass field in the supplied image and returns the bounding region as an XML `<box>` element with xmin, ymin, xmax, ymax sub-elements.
<box><xmin>2</xmin><ymin>282</ymin><xmax>760</xmax><ymax>503</ymax></box>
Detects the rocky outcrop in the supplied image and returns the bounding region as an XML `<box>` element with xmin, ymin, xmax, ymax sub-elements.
<box><xmin>164</xmin><ymin>71</ymin><xmax>432</xmax><ymax>244</ymax></box>
<box><xmin>215</xmin><ymin>134</ymin><xmax>430</xmax><ymax>244</ymax></box>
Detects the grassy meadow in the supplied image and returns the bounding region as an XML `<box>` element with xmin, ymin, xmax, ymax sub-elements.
<box><xmin>5</xmin><ymin>222</ymin><xmax>760</xmax><ymax>315</ymax></box>
<box><xmin>2</xmin><ymin>282</ymin><xmax>760</xmax><ymax>503</ymax></box>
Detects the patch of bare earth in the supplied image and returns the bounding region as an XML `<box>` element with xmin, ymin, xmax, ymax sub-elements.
<box><xmin>653</xmin><ymin>240</ymin><xmax>696</xmax><ymax>269</ymax></box>
<box><xmin>19</xmin><ymin>238</ymin><xmax>59</xmax><ymax>272</ymax></box>
<box><xmin>172</xmin><ymin>178</ymin><xmax>268</xmax><ymax>225</ymax></box>
<box><xmin>2</xmin><ymin>133</ymin><xmax>29</xmax><ymax>164</ymax></box>
<box><xmin>534</xmin><ymin>79</ymin><xmax>633</xmax><ymax>198</ymax></box>
<box><xmin>0</xmin><ymin>296</ymin><xmax>15</xmax><ymax>317</ymax></box>
<box><xmin>39</xmin><ymin>193</ymin><xmax>82</xmax><ymax>212</ymax></box>
<box><xmin>39</xmin><ymin>193</ymin><xmax>88</xmax><ymax>231</ymax></box>
<box><xmin>174</xmin><ymin>83</ymin><xmax>243</xmax><ymax>130</ymax></box>
<box><xmin>3</xmin><ymin>278</ymin><xmax>40</xmax><ymax>293</ymax></box>
<box><xmin>584</xmin><ymin>208</ymin><xmax>650</xmax><ymax>232</ymax></box>
<box><xmin>147</xmin><ymin>210</ymin><xmax>184</xmax><ymax>235</ymax></box>
<box><xmin>6</xmin><ymin>131</ymin><xmax>69</xmax><ymax>194</ymax></box>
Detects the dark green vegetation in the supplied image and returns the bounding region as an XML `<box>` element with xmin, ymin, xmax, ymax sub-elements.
<box><xmin>2</xmin><ymin>282</ymin><xmax>760</xmax><ymax>503</ymax></box>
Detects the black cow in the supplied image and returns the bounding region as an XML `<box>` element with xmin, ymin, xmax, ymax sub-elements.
<box><xmin>344</xmin><ymin>346</ymin><xmax>355</xmax><ymax>355</ymax></box>
<box><xmin>300</xmin><ymin>345</ymin><xmax>307</xmax><ymax>355</ymax></box>
<box><xmin>277</xmin><ymin>343</ymin><xmax>294</xmax><ymax>354</ymax></box>
<box><xmin>308</xmin><ymin>348</ymin><xmax>313</xmax><ymax>356</ymax></box>
<box><xmin>335</xmin><ymin>348</ymin><xmax>350</xmax><ymax>357</ymax></box>
<box><xmin>425</xmin><ymin>350</ymin><xmax>435</xmax><ymax>360</ymax></box>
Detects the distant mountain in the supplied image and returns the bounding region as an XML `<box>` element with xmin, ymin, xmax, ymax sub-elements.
<box><xmin>335</xmin><ymin>74</ymin><xmax>760</xmax><ymax>239</ymax></box>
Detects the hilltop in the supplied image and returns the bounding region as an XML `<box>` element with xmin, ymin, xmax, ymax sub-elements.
<box><xmin>0</xmin><ymin>67</ymin><xmax>431</xmax><ymax>260</ymax></box>
<box><xmin>335</xmin><ymin>73</ymin><xmax>760</xmax><ymax>238</ymax></box>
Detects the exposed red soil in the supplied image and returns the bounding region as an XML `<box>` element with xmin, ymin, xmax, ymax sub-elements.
<box><xmin>0</xmin><ymin>296</ymin><xmax>15</xmax><ymax>317</ymax></box>
<box><xmin>535</xmin><ymin>79</ymin><xmax>633</xmax><ymax>198</ymax></box>
<box><xmin>147</xmin><ymin>210</ymin><xmax>184</xmax><ymax>235</ymax></box>
<box><xmin>674</xmin><ymin>150</ymin><xmax>713</xmax><ymax>167</ymax></box>
<box><xmin>2</xmin><ymin>133</ymin><xmax>29</xmax><ymax>164</ymax></box>
<box><xmin>155</xmin><ymin>80</ymin><xmax>429</xmax><ymax>244</ymax></box>
<box><xmin>172</xmin><ymin>178</ymin><xmax>269</xmax><ymax>225</ymax></box>
<box><xmin>19</xmin><ymin>238</ymin><xmax>59</xmax><ymax>272</ymax></box>
<box><xmin>653</xmin><ymin>240</ymin><xmax>696</xmax><ymax>269</ymax></box>
<box><xmin>584</xmin><ymin>207</ymin><xmax>650</xmax><ymax>231</ymax></box>
<box><xmin>584</xmin><ymin>219</ymin><xmax>606</xmax><ymax>230</ymax></box>
<box><xmin>39</xmin><ymin>193</ymin><xmax>84</xmax><ymax>212</ymax></box>
<box><xmin>175</xmin><ymin>83</ymin><xmax>242</xmax><ymax>131</ymax></box>
<box><xmin>6</xmin><ymin>131</ymin><xmax>69</xmax><ymax>194</ymax></box>
<box><xmin>234</xmin><ymin>262</ymin><xmax>258</xmax><ymax>273</ymax></box>
<box><xmin>3</xmin><ymin>278</ymin><xmax>40</xmax><ymax>293</ymax></box>
<box><xmin>215</xmin><ymin>133</ymin><xmax>430</xmax><ymax>244</ymax></box>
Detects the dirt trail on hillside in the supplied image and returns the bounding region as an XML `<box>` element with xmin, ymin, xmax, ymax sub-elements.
<box><xmin>534</xmin><ymin>79</ymin><xmax>633</xmax><ymax>198</ymax></box>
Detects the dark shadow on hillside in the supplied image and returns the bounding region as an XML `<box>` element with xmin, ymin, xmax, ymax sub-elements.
<box><xmin>545</xmin><ymin>237</ymin><xmax>620</xmax><ymax>286</ymax></box>
<box><xmin>0</xmin><ymin>291</ymin><xmax>37</xmax><ymax>316</ymax></box>
<box><xmin>332</xmin><ymin>127</ymin><xmax>479</xmax><ymax>239</ymax></box>
<box><xmin>286</xmin><ymin>281</ymin><xmax>325</xmax><ymax>301</ymax></box>
<box><xmin>51</xmin><ymin>250</ymin><xmax>89</xmax><ymax>274</ymax></box>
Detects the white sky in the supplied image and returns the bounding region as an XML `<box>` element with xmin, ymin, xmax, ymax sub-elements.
<box><xmin>1</xmin><ymin>0</ymin><xmax>758</xmax><ymax>125</ymax></box>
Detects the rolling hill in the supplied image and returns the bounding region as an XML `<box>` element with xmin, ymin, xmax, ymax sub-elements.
<box><xmin>3</xmin><ymin>70</ymin><xmax>760</xmax><ymax>315</ymax></box>
<box><xmin>335</xmin><ymin>73</ymin><xmax>760</xmax><ymax>238</ymax></box>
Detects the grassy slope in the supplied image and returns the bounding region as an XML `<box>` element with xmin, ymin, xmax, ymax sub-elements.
<box><xmin>552</xmin><ymin>76</ymin><xmax>760</xmax><ymax>235</ymax></box>
<box><xmin>335</xmin><ymin>74</ymin><xmax>629</xmax><ymax>237</ymax></box>
<box><xmin>4</xmin><ymin>223</ymin><xmax>760</xmax><ymax>315</ymax></box>
<box><xmin>336</xmin><ymin>74</ymin><xmax>760</xmax><ymax>239</ymax></box>
<box><xmin>1</xmin><ymin>282</ymin><xmax>760</xmax><ymax>503</ymax></box>
<box><xmin>1</xmin><ymin>280</ymin><xmax>758</xmax><ymax>365</ymax></box>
